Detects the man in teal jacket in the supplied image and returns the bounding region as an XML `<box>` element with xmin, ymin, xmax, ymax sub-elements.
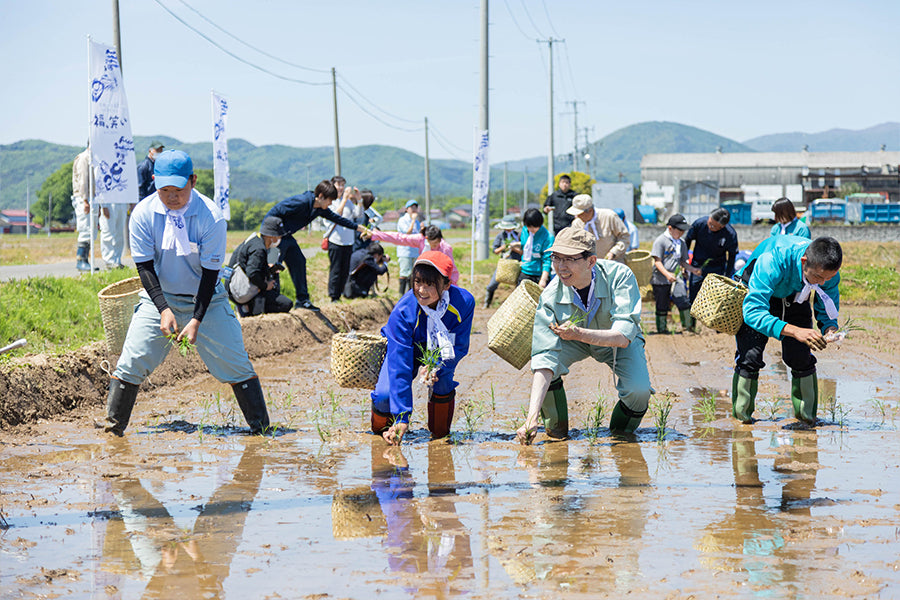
<box><xmin>733</xmin><ymin>235</ymin><xmax>842</xmax><ymax>424</ymax></box>
<box><xmin>516</xmin><ymin>227</ymin><xmax>652</xmax><ymax>443</ymax></box>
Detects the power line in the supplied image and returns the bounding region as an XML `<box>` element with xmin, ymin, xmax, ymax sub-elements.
<box><xmin>175</xmin><ymin>0</ymin><xmax>329</xmax><ymax>73</ymax></box>
<box><xmin>540</xmin><ymin>0</ymin><xmax>561</xmax><ymax>38</ymax></box>
<box><xmin>502</xmin><ymin>0</ymin><xmax>535</xmax><ymax>41</ymax></box>
<box><xmin>151</xmin><ymin>0</ymin><xmax>329</xmax><ymax>86</ymax></box>
<box><xmin>428</xmin><ymin>125</ymin><xmax>469</xmax><ymax>161</ymax></box>
<box><xmin>560</xmin><ymin>42</ymin><xmax>581</xmax><ymax>100</ymax></box>
<box><xmin>518</xmin><ymin>0</ymin><xmax>546</xmax><ymax>38</ymax></box>
<box><xmin>336</xmin><ymin>84</ymin><xmax>423</xmax><ymax>133</ymax></box>
<box><xmin>336</xmin><ymin>73</ymin><xmax>420</xmax><ymax>125</ymax></box>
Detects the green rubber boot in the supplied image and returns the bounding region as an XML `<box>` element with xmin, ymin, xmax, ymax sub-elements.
<box><xmin>609</xmin><ymin>400</ymin><xmax>646</xmax><ymax>434</ymax></box>
<box><xmin>655</xmin><ymin>314</ymin><xmax>669</xmax><ymax>334</ymax></box>
<box><xmin>731</xmin><ymin>372</ymin><xmax>758</xmax><ymax>423</ymax></box>
<box><xmin>679</xmin><ymin>309</ymin><xmax>694</xmax><ymax>332</ymax></box>
<box><xmin>540</xmin><ymin>378</ymin><xmax>569</xmax><ymax>439</ymax></box>
<box><xmin>791</xmin><ymin>373</ymin><xmax>818</xmax><ymax>424</ymax></box>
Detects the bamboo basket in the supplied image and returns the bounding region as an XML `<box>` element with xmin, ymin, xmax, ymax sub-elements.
<box><xmin>690</xmin><ymin>274</ymin><xmax>748</xmax><ymax>335</ymax></box>
<box><xmin>495</xmin><ymin>258</ymin><xmax>521</xmax><ymax>285</ymax></box>
<box><xmin>330</xmin><ymin>333</ymin><xmax>387</xmax><ymax>389</ymax></box>
<box><xmin>97</xmin><ymin>277</ymin><xmax>142</xmax><ymax>355</ymax></box>
<box><xmin>487</xmin><ymin>279</ymin><xmax>543</xmax><ymax>370</ymax></box>
<box><xmin>625</xmin><ymin>250</ymin><xmax>653</xmax><ymax>288</ymax></box>
<box><xmin>331</xmin><ymin>486</ymin><xmax>386</xmax><ymax>540</ymax></box>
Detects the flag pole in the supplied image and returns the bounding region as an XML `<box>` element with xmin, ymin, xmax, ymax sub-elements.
<box><xmin>87</xmin><ymin>35</ymin><xmax>96</xmax><ymax>275</ymax></box>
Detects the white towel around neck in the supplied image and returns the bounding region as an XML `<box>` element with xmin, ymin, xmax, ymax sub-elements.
<box><xmin>420</xmin><ymin>289</ymin><xmax>455</xmax><ymax>362</ymax></box>
<box><xmin>162</xmin><ymin>197</ymin><xmax>192</xmax><ymax>256</ymax></box>
<box><xmin>794</xmin><ymin>275</ymin><xmax>839</xmax><ymax>320</ymax></box>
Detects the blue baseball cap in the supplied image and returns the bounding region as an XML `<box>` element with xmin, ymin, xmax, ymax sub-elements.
<box><xmin>404</xmin><ymin>199</ymin><xmax>419</xmax><ymax>209</ymax></box>
<box><xmin>153</xmin><ymin>150</ymin><xmax>193</xmax><ymax>189</ymax></box>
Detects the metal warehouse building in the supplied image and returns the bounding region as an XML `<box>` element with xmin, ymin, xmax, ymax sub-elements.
<box><xmin>641</xmin><ymin>150</ymin><xmax>900</xmax><ymax>205</ymax></box>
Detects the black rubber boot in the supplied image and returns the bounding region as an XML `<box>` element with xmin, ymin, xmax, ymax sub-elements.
<box><xmin>483</xmin><ymin>288</ymin><xmax>495</xmax><ymax>309</ymax></box>
<box><xmin>231</xmin><ymin>378</ymin><xmax>271</xmax><ymax>435</ymax></box>
<box><xmin>104</xmin><ymin>378</ymin><xmax>139</xmax><ymax>436</ymax></box>
<box><xmin>609</xmin><ymin>400</ymin><xmax>646</xmax><ymax>434</ymax></box>
<box><xmin>76</xmin><ymin>243</ymin><xmax>92</xmax><ymax>272</ymax></box>
<box><xmin>732</xmin><ymin>371</ymin><xmax>758</xmax><ymax>423</ymax></box>
<box><xmin>791</xmin><ymin>373</ymin><xmax>818</xmax><ymax>425</ymax></box>
<box><xmin>398</xmin><ymin>277</ymin><xmax>409</xmax><ymax>296</ymax></box>
<box><xmin>427</xmin><ymin>389</ymin><xmax>456</xmax><ymax>439</ymax></box>
<box><xmin>540</xmin><ymin>378</ymin><xmax>569</xmax><ymax>439</ymax></box>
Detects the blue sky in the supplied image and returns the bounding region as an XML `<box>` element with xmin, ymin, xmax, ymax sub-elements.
<box><xmin>1</xmin><ymin>0</ymin><xmax>898</xmax><ymax>162</ymax></box>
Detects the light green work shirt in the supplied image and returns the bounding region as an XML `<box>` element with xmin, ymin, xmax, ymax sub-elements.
<box><xmin>531</xmin><ymin>260</ymin><xmax>643</xmax><ymax>376</ymax></box>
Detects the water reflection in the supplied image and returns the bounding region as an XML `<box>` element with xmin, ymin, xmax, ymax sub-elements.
<box><xmin>488</xmin><ymin>442</ymin><xmax>650</xmax><ymax>592</ymax></box>
<box><xmin>696</xmin><ymin>430</ymin><xmax>819</xmax><ymax>591</ymax></box>
<box><xmin>359</xmin><ymin>440</ymin><xmax>475</xmax><ymax>598</ymax></box>
<box><xmin>98</xmin><ymin>439</ymin><xmax>266</xmax><ymax>597</ymax></box>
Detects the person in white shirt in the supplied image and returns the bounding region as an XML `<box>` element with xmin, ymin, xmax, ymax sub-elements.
<box><xmin>396</xmin><ymin>199</ymin><xmax>422</xmax><ymax>295</ymax></box>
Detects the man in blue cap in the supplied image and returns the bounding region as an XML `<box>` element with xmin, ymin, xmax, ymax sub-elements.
<box><xmin>396</xmin><ymin>199</ymin><xmax>422</xmax><ymax>295</ymax></box>
<box><xmin>101</xmin><ymin>150</ymin><xmax>271</xmax><ymax>436</ymax></box>
<box><xmin>614</xmin><ymin>208</ymin><xmax>640</xmax><ymax>251</ymax></box>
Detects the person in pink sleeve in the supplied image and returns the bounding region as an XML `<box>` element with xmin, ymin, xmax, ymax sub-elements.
<box><xmin>370</xmin><ymin>224</ymin><xmax>460</xmax><ymax>285</ymax></box>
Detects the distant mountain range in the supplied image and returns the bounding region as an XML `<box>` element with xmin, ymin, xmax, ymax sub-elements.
<box><xmin>743</xmin><ymin>122</ymin><xmax>900</xmax><ymax>153</ymax></box>
<box><xmin>2</xmin><ymin>121</ymin><xmax>897</xmax><ymax>211</ymax></box>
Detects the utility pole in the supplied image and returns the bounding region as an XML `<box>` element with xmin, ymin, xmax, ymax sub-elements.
<box><xmin>503</xmin><ymin>161</ymin><xmax>508</xmax><ymax>216</ymax></box>
<box><xmin>475</xmin><ymin>0</ymin><xmax>490</xmax><ymax>262</ymax></box>
<box><xmin>331</xmin><ymin>67</ymin><xmax>341</xmax><ymax>176</ymax></box>
<box><xmin>523</xmin><ymin>166</ymin><xmax>528</xmax><ymax>216</ymax></box>
<box><xmin>112</xmin><ymin>0</ymin><xmax>123</xmax><ymax>74</ymax></box>
<box><xmin>25</xmin><ymin>175</ymin><xmax>30</xmax><ymax>239</ymax></box>
<box><xmin>424</xmin><ymin>117</ymin><xmax>432</xmax><ymax>225</ymax></box>
<box><xmin>305</xmin><ymin>164</ymin><xmax>311</xmax><ymax>191</ymax></box>
<box><xmin>581</xmin><ymin>126</ymin><xmax>595</xmax><ymax>180</ymax></box>
<box><xmin>47</xmin><ymin>192</ymin><xmax>52</xmax><ymax>237</ymax></box>
<box><xmin>539</xmin><ymin>37</ymin><xmax>562</xmax><ymax>232</ymax></box>
<box><xmin>566</xmin><ymin>100</ymin><xmax>585</xmax><ymax>172</ymax></box>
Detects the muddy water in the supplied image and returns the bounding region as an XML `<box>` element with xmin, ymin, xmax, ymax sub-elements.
<box><xmin>1</xmin><ymin>308</ymin><xmax>899</xmax><ymax>598</ymax></box>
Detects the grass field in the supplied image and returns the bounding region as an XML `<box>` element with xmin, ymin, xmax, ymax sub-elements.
<box><xmin>1</xmin><ymin>232</ymin><xmax>896</xmax><ymax>358</ymax></box>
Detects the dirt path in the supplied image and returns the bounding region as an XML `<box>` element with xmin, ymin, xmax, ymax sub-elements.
<box><xmin>1</xmin><ymin>302</ymin><xmax>899</xmax><ymax>598</ymax></box>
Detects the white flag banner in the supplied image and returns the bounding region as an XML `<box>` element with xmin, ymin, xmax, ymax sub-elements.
<box><xmin>472</xmin><ymin>129</ymin><xmax>490</xmax><ymax>230</ymax></box>
<box><xmin>212</xmin><ymin>92</ymin><xmax>231</xmax><ymax>220</ymax></box>
<box><xmin>88</xmin><ymin>40</ymin><xmax>137</xmax><ymax>204</ymax></box>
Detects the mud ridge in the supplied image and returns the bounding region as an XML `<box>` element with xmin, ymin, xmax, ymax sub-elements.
<box><xmin>0</xmin><ymin>298</ymin><xmax>394</xmax><ymax>429</ymax></box>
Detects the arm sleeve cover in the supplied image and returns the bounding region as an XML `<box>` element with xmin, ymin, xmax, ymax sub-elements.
<box><xmin>136</xmin><ymin>260</ymin><xmax>169</xmax><ymax>314</ymax></box>
<box><xmin>193</xmin><ymin>268</ymin><xmax>219</xmax><ymax>322</ymax></box>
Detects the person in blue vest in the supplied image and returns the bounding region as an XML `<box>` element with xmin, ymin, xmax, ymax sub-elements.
<box><xmin>371</xmin><ymin>251</ymin><xmax>475</xmax><ymax>445</ymax></box>
<box><xmin>684</xmin><ymin>208</ymin><xmax>739</xmax><ymax>303</ymax></box>
<box><xmin>265</xmin><ymin>181</ymin><xmax>369</xmax><ymax>311</ymax></box>
<box><xmin>102</xmin><ymin>150</ymin><xmax>271</xmax><ymax>435</ymax></box>
<box><xmin>732</xmin><ymin>235</ymin><xmax>842</xmax><ymax>424</ymax></box>
<box><xmin>769</xmin><ymin>197</ymin><xmax>811</xmax><ymax>239</ymax></box>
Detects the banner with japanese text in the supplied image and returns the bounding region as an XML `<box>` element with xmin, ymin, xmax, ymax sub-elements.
<box><xmin>472</xmin><ymin>129</ymin><xmax>490</xmax><ymax>230</ymax></box>
<box><xmin>88</xmin><ymin>39</ymin><xmax>136</xmax><ymax>204</ymax></box>
<box><xmin>212</xmin><ymin>92</ymin><xmax>231</xmax><ymax>220</ymax></box>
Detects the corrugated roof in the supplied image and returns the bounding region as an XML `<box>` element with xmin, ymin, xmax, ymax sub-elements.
<box><xmin>641</xmin><ymin>151</ymin><xmax>900</xmax><ymax>169</ymax></box>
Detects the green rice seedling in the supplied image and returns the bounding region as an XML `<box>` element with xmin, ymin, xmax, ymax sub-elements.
<box><xmin>695</xmin><ymin>391</ymin><xmax>717</xmax><ymax>423</ymax></box>
<box><xmin>823</xmin><ymin>395</ymin><xmax>851</xmax><ymax>428</ymax></box>
<box><xmin>651</xmin><ymin>392</ymin><xmax>675</xmax><ymax>443</ymax></box>
<box><xmin>584</xmin><ymin>393</ymin><xmax>609</xmax><ymax>442</ymax></box>
<box><xmin>759</xmin><ymin>394</ymin><xmax>783</xmax><ymax>421</ymax></box>
<box><xmin>825</xmin><ymin>317</ymin><xmax>867</xmax><ymax>343</ymax></box>
<box><xmin>165</xmin><ymin>332</ymin><xmax>196</xmax><ymax>358</ymax></box>
<box><xmin>416</xmin><ymin>343</ymin><xmax>443</xmax><ymax>373</ymax></box>
<box><xmin>868</xmin><ymin>397</ymin><xmax>891</xmax><ymax>424</ymax></box>
<box><xmin>460</xmin><ymin>397</ymin><xmax>488</xmax><ymax>438</ymax></box>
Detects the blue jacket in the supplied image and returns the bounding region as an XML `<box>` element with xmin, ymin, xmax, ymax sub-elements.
<box><xmin>684</xmin><ymin>216</ymin><xmax>738</xmax><ymax>276</ymax></box>
<box><xmin>378</xmin><ymin>286</ymin><xmax>475</xmax><ymax>422</ymax></box>
<box><xmin>738</xmin><ymin>235</ymin><xmax>840</xmax><ymax>339</ymax></box>
<box><xmin>519</xmin><ymin>226</ymin><xmax>554</xmax><ymax>276</ymax></box>
<box><xmin>265</xmin><ymin>191</ymin><xmax>357</xmax><ymax>236</ymax></box>
<box><xmin>769</xmin><ymin>218</ymin><xmax>811</xmax><ymax>239</ymax></box>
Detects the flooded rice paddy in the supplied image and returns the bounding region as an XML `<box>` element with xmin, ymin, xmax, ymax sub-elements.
<box><xmin>1</xmin><ymin>307</ymin><xmax>899</xmax><ymax>598</ymax></box>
